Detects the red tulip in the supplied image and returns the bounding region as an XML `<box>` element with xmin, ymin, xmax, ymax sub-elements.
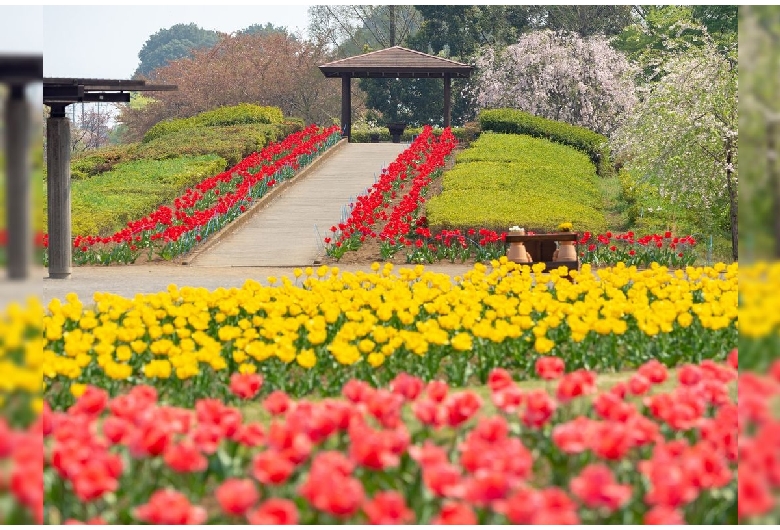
<box><xmin>133</xmin><ymin>489</ymin><xmax>207</xmax><ymax>525</ymax></box>
<box><xmin>246</xmin><ymin>498</ymin><xmax>299</xmax><ymax>525</ymax></box>
<box><xmin>431</xmin><ymin>502</ymin><xmax>477</xmax><ymax>525</ymax></box>
<box><xmin>229</xmin><ymin>373</ymin><xmax>263</xmax><ymax>399</ymax></box>
<box><xmin>363</xmin><ymin>490</ymin><xmax>414</xmax><ymax>525</ymax></box>
<box><xmin>215</xmin><ymin>478</ymin><xmax>259</xmax><ymax>516</ymax></box>
<box><xmin>535</xmin><ymin>356</ymin><xmax>565</xmax><ymax>380</ymax></box>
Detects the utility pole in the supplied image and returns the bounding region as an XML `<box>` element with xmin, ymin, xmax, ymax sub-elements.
<box><xmin>389</xmin><ymin>5</ymin><xmax>396</xmax><ymax>46</ymax></box>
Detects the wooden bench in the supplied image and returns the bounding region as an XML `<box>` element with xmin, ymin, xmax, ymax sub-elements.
<box><xmin>504</xmin><ymin>232</ymin><xmax>580</xmax><ymax>274</ymax></box>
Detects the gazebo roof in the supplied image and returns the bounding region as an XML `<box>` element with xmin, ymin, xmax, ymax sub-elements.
<box><xmin>319</xmin><ymin>46</ymin><xmax>473</xmax><ymax>79</ymax></box>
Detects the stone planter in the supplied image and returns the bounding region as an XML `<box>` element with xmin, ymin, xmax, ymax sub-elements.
<box><xmin>387</xmin><ymin>122</ymin><xmax>407</xmax><ymax>143</ymax></box>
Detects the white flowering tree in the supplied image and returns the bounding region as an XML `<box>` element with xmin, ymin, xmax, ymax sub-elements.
<box><xmin>611</xmin><ymin>39</ymin><xmax>738</xmax><ymax>260</ymax></box>
<box><xmin>473</xmin><ymin>30</ymin><xmax>638</xmax><ymax>136</ymax></box>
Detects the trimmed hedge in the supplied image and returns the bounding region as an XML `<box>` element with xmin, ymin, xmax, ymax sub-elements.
<box><xmin>142</xmin><ymin>104</ymin><xmax>285</xmax><ymax>143</ymax></box>
<box><xmin>349</xmin><ymin>126</ymin><xmax>470</xmax><ymax>144</ymax></box>
<box><xmin>70</xmin><ymin>145</ymin><xmax>138</xmax><ymax>180</ymax></box>
<box><xmin>426</xmin><ymin>133</ymin><xmax>607</xmax><ymax>233</ymax></box>
<box><xmin>69</xmin><ymin>122</ymin><xmax>297</xmax><ymax>177</ymax></box>
<box><xmin>479</xmin><ymin>108</ymin><xmax>613</xmax><ymax>177</ymax></box>
<box><xmin>136</xmin><ymin>123</ymin><xmax>286</xmax><ymax>166</ymax></box>
<box><xmin>43</xmin><ymin>155</ymin><xmax>226</xmax><ymax>237</ymax></box>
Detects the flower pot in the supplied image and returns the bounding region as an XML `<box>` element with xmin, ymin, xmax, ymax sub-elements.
<box><xmin>507</xmin><ymin>241</ymin><xmax>530</xmax><ymax>263</ymax></box>
<box><xmin>556</xmin><ymin>240</ymin><xmax>577</xmax><ymax>261</ymax></box>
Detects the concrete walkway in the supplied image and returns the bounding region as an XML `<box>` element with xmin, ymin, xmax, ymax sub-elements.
<box><xmin>190</xmin><ymin>142</ymin><xmax>408</xmax><ymax>267</ymax></box>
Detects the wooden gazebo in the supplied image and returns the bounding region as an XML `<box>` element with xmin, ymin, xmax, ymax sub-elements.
<box><xmin>319</xmin><ymin>46</ymin><xmax>473</xmax><ymax>141</ymax></box>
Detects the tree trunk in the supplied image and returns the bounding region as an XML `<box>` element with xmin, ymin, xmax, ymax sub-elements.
<box><xmin>725</xmin><ymin>137</ymin><xmax>738</xmax><ymax>262</ymax></box>
<box><xmin>769</xmin><ymin>117</ymin><xmax>780</xmax><ymax>258</ymax></box>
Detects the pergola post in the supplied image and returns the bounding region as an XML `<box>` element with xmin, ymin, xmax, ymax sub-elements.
<box><xmin>42</xmin><ymin>78</ymin><xmax>176</xmax><ymax>279</ymax></box>
<box><xmin>46</xmin><ymin>105</ymin><xmax>72</xmax><ymax>279</ymax></box>
<box><xmin>341</xmin><ymin>75</ymin><xmax>352</xmax><ymax>141</ymax></box>
<box><xmin>443</xmin><ymin>75</ymin><xmax>452</xmax><ymax>129</ymax></box>
<box><xmin>6</xmin><ymin>85</ymin><xmax>31</xmax><ymax>279</ymax></box>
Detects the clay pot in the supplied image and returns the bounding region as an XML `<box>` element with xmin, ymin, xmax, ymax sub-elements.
<box><xmin>507</xmin><ymin>241</ymin><xmax>529</xmax><ymax>262</ymax></box>
<box><xmin>556</xmin><ymin>241</ymin><xmax>577</xmax><ymax>261</ymax></box>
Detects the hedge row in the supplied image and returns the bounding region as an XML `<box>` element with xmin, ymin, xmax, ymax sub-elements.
<box><xmin>349</xmin><ymin>126</ymin><xmax>472</xmax><ymax>144</ymax></box>
<box><xmin>44</xmin><ymin>155</ymin><xmax>226</xmax><ymax>237</ymax></box>
<box><xmin>426</xmin><ymin>132</ymin><xmax>607</xmax><ymax>233</ymax></box>
<box><xmin>70</xmin><ymin>122</ymin><xmax>300</xmax><ymax>179</ymax></box>
<box><xmin>142</xmin><ymin>104</ymin><xmax>285</xmax><ymax>143</ymax></box>
<box><xmin>479</xmin><ymin>108</ymin><xmax>612</xmax><ymax>177</ymax></box>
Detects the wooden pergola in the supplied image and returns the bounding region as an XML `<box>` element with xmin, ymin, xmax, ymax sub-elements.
<box><xmin>43</xmin><ymin>78</ymin><xmax>176</xmax><ymax>279</ymax></box>
<box><xmin>1</xmin><ymin>54</ymin><xmax>42</xmax><ymax>280</ymax></box>
<box><xmin>319</xmin><ymin>46</ymin><xmax>473</xmax><ymax>141</ymax></box>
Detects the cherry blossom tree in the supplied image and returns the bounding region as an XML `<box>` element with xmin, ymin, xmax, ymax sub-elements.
<box><xmin>611</xmin><ymin>38</ymin><xmax>738</xmax><ymax>260</ymax></box>
<box><xmin>473</xmin><ymin>30</ymin><xmax>637</xmax><ymax>136</ymax></box>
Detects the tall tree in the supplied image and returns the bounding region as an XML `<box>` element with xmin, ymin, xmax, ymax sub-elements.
<box><xmin>239</xmin><ymin>22</ymin><xmax>291</xmax><ymax>38</ymax></box>
<box><xmin>740</xmin><ymin>5</ymin><xmax>780</xmax><ymax>259</ymax></box>
<box><xmin>612</xmin><ymin>6</ymin><xmax>736</xmax><ymax>83</ymax></box>
<box><xmin>543</xmin><ymin>5</ymin><xmax>633</xmax><ymax>37</ymax></box>
<box><xmin>120</xmin><ymin>32</ymin><xmax>343</xmax><ymax>140</ymax></box>
<box><xmin>407</xmin><ymin>6</ymin><xmax>543</xmax><ymax>58</ymax></box>
<box><xmin>612</xmin><ymin>38</ymin><xmax>738</xmax><ymax>260</ymax></box>
<box><xmin>307</xmin><ymin>5</ymin><xmax>421</xmax><ymax>55</ymax></box>
<box><xmin>135</xmin><ymin>23</ymin><xmax>220</xmax><ymax>78</ymax></box>
<box><xmin>473</xmin><ymin>30</ymin><xmax>637</xmax><ymax>136</ymax></box>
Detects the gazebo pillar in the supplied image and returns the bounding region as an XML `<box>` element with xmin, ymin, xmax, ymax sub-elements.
<box><xmin>6</xmin><ymin>85</ymin><xmax>32</xmax><ymax>279</ymax></box>
<box><xmin>443</xmin><ymin>75</ymin><xmax>451</xmax><ymax>129</ymax></box>
<box><xmin>341</xmin><ymin>75</ymin><xmax>352</xmax><ymax>141</ymax></box>
<box><xmin>46</xmin><ymin>104</ymin><xmax>72</xmax><ymax>279</ymax></box>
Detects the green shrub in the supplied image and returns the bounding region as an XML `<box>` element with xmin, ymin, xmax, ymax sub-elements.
<box><xmin>135</xmin><ymin>124</ymin><xmax>282</xmax><ymax>166</ymax></box>
<box><xmin>426</xmin><ymin>133</ymin><xmax>607</xmax><ymax>233</ymax></box>
<box><xmin>479</xmin><ymin>108</ymin><xmax>613</xmax><ymax>177</ymax></box>
<box><xmin>43</xmin><ymin>155</ymin><xmax>226</xmax><ymax>237</ymax></box>
<box><xmin>349</xmin><ymin>126</ymin><xmax>468</xmax><ymax>143</ymax></box>
<box><xmin>69</xmin><ymin>123</ymin><xmax>287</xmax><ymax>178</ymax></box>
<box><xmin>143</xmin><ymin>104</ymin><xmax>284</xmax><ymax>143</ymax></box>
<box><xmin>70</xmin><ymin>145</ymin><xmax>140</xmax><ymax>179</ymax></box>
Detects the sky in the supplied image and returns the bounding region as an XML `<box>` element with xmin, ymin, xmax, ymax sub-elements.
<box><xmin>40</xmin><ymin>5</ymin><xmax>313</xmax><ymax>79</ymax></box>
<box><xmin>0</xmin><ymin>6</ymin><xmax>44</xmax><ymax>54</ymax></box>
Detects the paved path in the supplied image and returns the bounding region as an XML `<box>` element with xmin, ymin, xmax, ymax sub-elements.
<box><xmin>190</xmin><ymin>142</ymin><xmax>408</xmax><ymax>267</ymax></box>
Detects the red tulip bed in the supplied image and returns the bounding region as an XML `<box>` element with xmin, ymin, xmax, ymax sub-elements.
<box><xmin>322</xmin><ymin>129</ymin><xmax>699</xmax><ymax>267</ymax></box>
<box><xmin>325</xmin><ymin>126</ymin><xmax>510</xmax><ymax>264</ymax></box>
<box><xmin>578</xmin><ymin>231</ymin><xmax>698</xmax><ymax>268</ymax></box>
<box><xmin>41</xmin><ymin>125</ymin><xmax>340</xmax><ymax>266</ymax></box>
<box><xmin>10</xmin><ymin>350</ymin><xmax>762</xmax><ymax>525</ymax></box>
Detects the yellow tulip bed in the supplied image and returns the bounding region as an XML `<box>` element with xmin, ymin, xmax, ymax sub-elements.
<box><xmin>38</xmin><ymin>259</ymin><xmax>738</xmax><ymax>408</ymax></box>
<box><xmin>738</xmin><ymin>261</ymin><xmax>780</xmax><ymax>371</ymax></box>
